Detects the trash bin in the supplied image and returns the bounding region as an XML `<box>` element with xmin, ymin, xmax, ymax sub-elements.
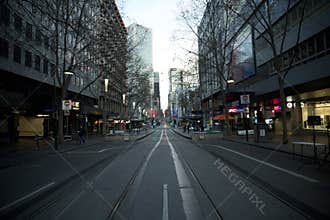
<box><xmin>254</xmin><ymin>123</ymin><xmax>267</xmax><ymax>143</ymax></box>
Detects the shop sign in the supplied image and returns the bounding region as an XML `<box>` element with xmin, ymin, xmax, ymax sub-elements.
<box><xmin>62</xmin><ymin>100</ymin><xmax>72</xmax><ymax>110</ymax></box>
<box><xmin>64</xmin><ymin>110</ymin><xmax>70</xmax><ymax>116</ymax></box>
<box><xmin>240</xmin><ymin>95</ymin><xmax>250</xmax><ymax>105</ymax></box>
<box><xmin>273</xmin><ymin>98</ymin><xmax>280</xmax><ymax>105</ymax></box>
<box><xmin>274</xmin><ymin>106</ymin><xmax>281</xmax><ymax>111</ymax></box>
<box><xmin>72</xmin><ymin>101</ymin><xmax>80</xmax><ymax>110</ymax></box>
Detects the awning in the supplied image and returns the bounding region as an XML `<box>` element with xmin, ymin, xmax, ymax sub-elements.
<box><xmin>212</xmin><ymin>114</ymin><xmax>234</xmax><ymax>121</ymax></box>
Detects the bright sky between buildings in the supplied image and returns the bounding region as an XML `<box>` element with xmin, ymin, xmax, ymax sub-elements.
<box><xmin>120</xmin><ymin>0</ymin><xmax>194</xmax><ymax>110</ymax></box>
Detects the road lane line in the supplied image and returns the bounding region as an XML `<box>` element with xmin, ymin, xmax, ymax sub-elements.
<box><xmin>208</xmin><ymin>144</ymin><xmax>319</xmax><ymax>183</ymax></box>
<box><xmin>0</xmin><ymin>182</ymin><xmax>55</xmax><ymax>212</ymax></box>
<box><xmin>165</xmin><ymin>130</ymin><xmax>201</xmax><ymax>220</ymax></box>
<box><xmin>54</xmin><ymin>189</ymin><xmax>85</xmax><ymax>220</ymax></box>
<box><xmin>162</xmin><ymin>184</ymin><xmax>168</xmax><ymax>220</ymax></box>
<box><xmin>98</xmin><ymin>148</ymin><xmax>118</xmax><ymax>153</ymax></box>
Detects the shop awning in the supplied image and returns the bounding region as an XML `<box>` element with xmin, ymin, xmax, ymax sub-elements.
<box><xmin>212</xmin><ymin>114</ymin><xmax>234</xmax><ymax>121</ymax></box>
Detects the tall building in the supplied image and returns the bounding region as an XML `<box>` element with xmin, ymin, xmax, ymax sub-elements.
<box><xmin>127</xmin><ymin>23</ymin><xmax>153</xmax><ymax>71</ymax></box>
<box><xmin>0</xmin><ymin>0</ymin><xmax>127</xmax><ymax>142</ymax></box>
<box><xmin>127</xmin><ymin>23</ymin><xmax>154</xmax><ymax>118</ymax></box>
<box><xmin>152</xmin><ymin>72</ymin><xmax>161</xmax><ymax>119</ymax></box>
<box><xmin>198</xmin><ymin>0</ymin><xmax>330</xmax><ymax>133</ymax></box>
<box><xmin>168</xmin><ymin>68</ymin><xmax>183</xmax><ymax>124</ymax></box>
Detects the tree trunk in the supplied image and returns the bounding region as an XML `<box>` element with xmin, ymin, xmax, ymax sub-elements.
<box><xmin>278</xmin><ymin>75</ymin><xmax>288</xmax><ymax>144</ymax></box>
<box><xmin>58</xmin><ymin>108</ymin><xmax>64</xmax><ymax>144</ymax></box>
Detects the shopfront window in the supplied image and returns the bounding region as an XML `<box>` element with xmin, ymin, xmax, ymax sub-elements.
<box><xmin>302</xmin><ymin>101</ymin><xmax>330</xmax><ymax>130</ymax></box>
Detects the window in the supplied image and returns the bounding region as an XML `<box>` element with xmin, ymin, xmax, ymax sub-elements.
<box><xmin>0</xmin><ymin>5</ymin><xmax>10</xmax><ymax>26</ymax></box>
<box><xmin>25</xmin><ymin>50</ymin><xmax>32</xmax><ymax>67</ymax></box>
<box><xmin>301</xmin><ymin>43</ymin><xmax>308</xmax><ymax>59</ymax></box>
<box><xmin>0</xmin><ymin>38</ymin><xmax>9</xmax><ymax>58</ymax></box>
<box><xmin>326</xmin><ymin>28</ymin><xmax>330</xmax><ymax>49</ymax></box>
<box><xmin>44</xmin><ymin>36</ymin><xmax>49</xmax><ymax>49</ymax></box>
<box><xmin>315</xmin><ymin>33</ymin><xmax>325</xmax><ymax>53</ymax></box>
<box><xmin>50</xmin><ymin>63</ymin><xmax>56</xmax><ymax>76</ymax></box>
<box><xmin>34</xmin><ymin>55</ymin><xmax>40</xmax><ymax>71</ymax></box>
<box><xmin>51</xmin><ymin>37</ymin><xmax>56</xmax><ymax>51</ymax></box>
<box><xmin>14</xmin><ymin>14</ymin><xmax>22</xmax><ymax>33</ymax></box>
<box><xmin>43</xmin><ymin>59</ymin><xmax>48</xmax><ymax>74</ymax></box>
<box><xmin>25</xmin><ymin>22</ymin><xmax>32</xmax><ymax>40</ymax></box>
<box><xmin>293</xmin><ymin>47</ymin><xmax>300</xmax><ymax>64</ymax></box>
<box><xmin>13</xmin><ymin>45</ymin><xmax>21</xmax><ymax>63</ymax></box>
<box><xmin>307</xmin><ymin>38</ymin><xmax>315</xmax><ymax>57</ymax></box>
<box><xmin>35</xmin><ymin>29</ymin><xmax>42</xmax><ymax>45</ymax></box>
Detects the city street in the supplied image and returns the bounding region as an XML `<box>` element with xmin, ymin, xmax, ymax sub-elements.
<box><xmin>1</xmin><ymin>0</ymin><xmax>329</xmax><ymax>219</ymax></box>
<box><xmin>1</xmin><ymin>125</ymin><xmax>328</xmax><ymax>219</ymax></box>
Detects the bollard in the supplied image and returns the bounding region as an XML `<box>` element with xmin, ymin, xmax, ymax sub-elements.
<box><xmin>34</xmin><ymin>135</ymin><xmax>40</xmax><ymax>151</ymax></box>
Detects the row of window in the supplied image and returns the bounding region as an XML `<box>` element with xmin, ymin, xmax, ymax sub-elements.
<box><xmin>255</xmin><ymin>0</ymin><xmax>329</xmax><ymax>52</ymax></box>
<box><xmin>0</xmin><ymin>5</ymin><xmax>53</xmax><ymax>50</ymax></box>
<box><xmin>0</xmin><ymin>37</ymin><xmax>96</xmax><ymax>91</ymax></box>
<box><xmin>258</xmin><ymin>27</ymin><xmax>330</xmax><ymax>75</ymax></box>
<box><xmin>0</xmin><ymin>37</ymin><xmax>54</xmax><ymax>75</ymax></box>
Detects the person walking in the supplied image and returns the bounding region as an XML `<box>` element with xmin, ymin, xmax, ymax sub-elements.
<box><xmin>78</xmin><ymin>126</ymin><xmax>85</xmax><ymax>144</ymax></box>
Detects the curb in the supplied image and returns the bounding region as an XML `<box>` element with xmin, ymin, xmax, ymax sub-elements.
<box><xmin>0</xmin><ymin>129</ymin><xmax>156</xmax><ymax>219</ymax></box>
<box><xmin>222</xmin><ymin>137</ymin><xmax>323</xmax><ymax>160</ymax></box>
<box><xmin>171</xmin><ymin>128</ymin><xmax>192</xmax><ymax>139</ymax></box>
<box><xmin>134</xmin><ymin>129</ymin><xmax>156</xmax><ymax>141</ymax></box>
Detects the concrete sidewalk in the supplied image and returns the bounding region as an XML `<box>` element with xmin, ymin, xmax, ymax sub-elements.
<box><xmin>172</xmin><ymin>128</ymin><xmax>330</xmax><ymax>161</ymax></box>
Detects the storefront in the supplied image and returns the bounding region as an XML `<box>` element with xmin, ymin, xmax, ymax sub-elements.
<box><xmin>300</xmin><ymin>88</ymin><xmax>330</xmax><ymax>131</ymax></box>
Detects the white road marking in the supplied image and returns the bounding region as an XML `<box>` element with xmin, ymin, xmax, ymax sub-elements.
<box><xmin>66</xmin><ymin>148</ymin><xmax>120</xmax><ymax>154</ymax></box>
<box><xmin>95</xmin><ymin>130</ymin><xmax>163</xmax><ymax>182</ymax></box>
<box><xmin>162</xmin><ymin>184</ymin><xmax>169</xmax><ymax>220</ymax></box>
<box><xmin>98</xmin><ymin>148</ymin><xmax>119</xmax><ymax>153</ymax></box>
<box><xmin>54</xmin><ymin>189</ymin><xmax>85</xmax><ymax>220</ymax></box>
<box><xmin>66</xmin><ymin>151</ymin><xmax>98</xmax><ymax>154</ymax></box>
<box><xmin>0</xmin><ymin>182</ymin><xmax>55</xmax><ymax>212</ymax></box>
<box><xmin>208</xmin><ymin>144</ymin><xmax>319</xmax><ymax>183</ymax></box>
<box><xmin>165</xmin><ymin>130</ymin><xmax>201</xmax><ymax>220</ymax></box>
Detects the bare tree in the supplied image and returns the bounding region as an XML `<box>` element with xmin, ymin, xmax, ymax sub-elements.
<box><xmin>178</xmin><ymin>0</ymin><xmax>307</xmax><ymax>143</ymax></box>
<box><xmin>126</xmin><ymin>24</ymin><xmax>153</xmax><ymax>120</ymax></box>
<box><xmin>127</xmin><ymin>54</ymin><xmax>151</xmax><ymax>118</ymax></box>
<box><xmin>13</xmin><ymin>0</ymin><xmax>127</xmax><ymax>144</ymax></box>
<box><xmin>177</xmin><ymin>0</ymin><xmax>241</xmax><ymax>135</ymax></box>
<box><xmin>223</xmin><ymin>0</ymin><xmax>307</xmax><ymax>143</ymax></box>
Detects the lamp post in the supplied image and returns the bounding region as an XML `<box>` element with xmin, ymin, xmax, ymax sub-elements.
<box><xmin>101</xmin><ymin>78</ymin><xmax>109</xmax><ymax>135</ymax></box>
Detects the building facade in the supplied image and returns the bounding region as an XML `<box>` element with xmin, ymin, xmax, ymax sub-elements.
<box><xmin>127</xmin><ymin>23</ymin><xmax>154</xmax><ymax>119</ymax></box>
<box><xmin>198</xmin><ymin>0</ymin><xmax>330</xmax><ymax>133</ymax></box>
<box><xmin>0</xmin><ymin>0</ymin><xmax>127</xmax><ymax>142</ymax></box>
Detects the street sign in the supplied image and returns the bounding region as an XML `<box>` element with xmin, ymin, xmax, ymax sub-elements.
<box><xmin>240</xmin><ymin>95</ymin><xmax>250</xmax><ymax>105</ymax></box>
<box><xmin>62</xmin><ymin>100</ymin><xmax>72</xmax><ymax>110</ymax></box>
<box><xmin>64</xmin><ymin>110</ymin><xmax>70</xmax><ymax>116</ymax></box>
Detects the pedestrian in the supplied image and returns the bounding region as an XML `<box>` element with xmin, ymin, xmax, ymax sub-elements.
<box><xmin>183</xmin><ymin>124</ymin><xmax>186</xmax><ymax>133</ymax></box>
<box><xmin>187</xmin><ymin>122</ymin><xmax>190</xmax><ymax>134</ymax></box>
<box><xmin>78</xmin><ymin>126</ymin><xmax>85</xmax><ymax>144</ymax></box>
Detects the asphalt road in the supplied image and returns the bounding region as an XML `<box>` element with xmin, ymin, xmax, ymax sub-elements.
<box><xmin>2</xmin><ymin>125</ymin><xmax>328</xmax><ymax>219</ymax></box>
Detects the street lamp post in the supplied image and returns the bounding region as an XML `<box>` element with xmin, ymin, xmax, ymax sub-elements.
<box><xmin>102</xmin><ymin>78</ymin><xmax>109</xmax><ymax>135</ymax></box>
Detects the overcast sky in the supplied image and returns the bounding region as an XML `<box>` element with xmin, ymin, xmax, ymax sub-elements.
<box><xmin>121</xmin><ymin>0</ymin><xmax>186</xmax><ymax>110</ymax></box>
